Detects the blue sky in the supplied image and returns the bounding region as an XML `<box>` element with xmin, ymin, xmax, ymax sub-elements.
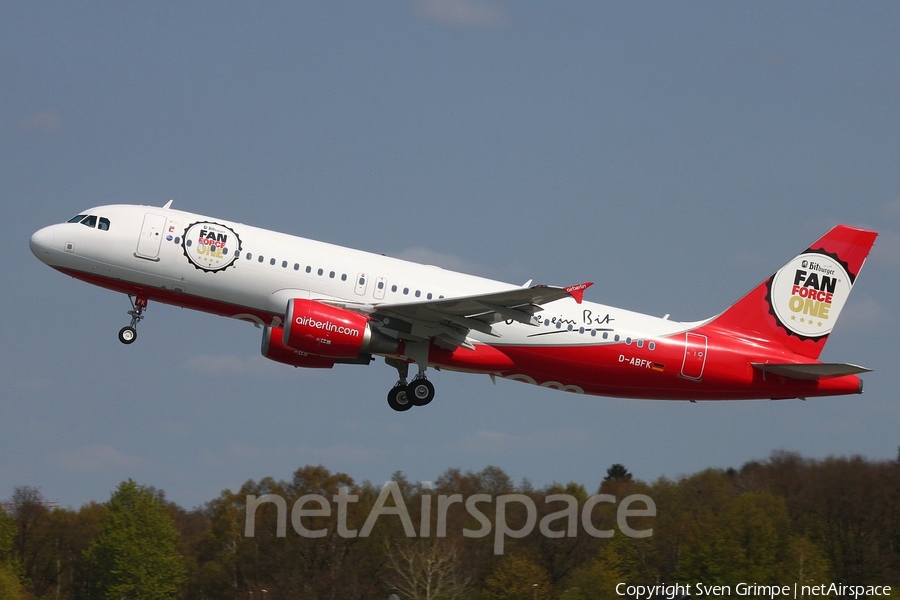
<box><xmin>3</xmin><ymin>1</ymin><xmax>899</xmax><ymax>509</ymax></box>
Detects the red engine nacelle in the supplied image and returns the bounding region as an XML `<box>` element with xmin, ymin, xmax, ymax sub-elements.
<box><xmin>283</xmin><ymin>299</ymin><xmax>398</xmax><ymax>359</ymax></box>
<box><xmin>261</xmin><ymin>326</ymin><xmax>336</xmax><ymax>369</ymax></box>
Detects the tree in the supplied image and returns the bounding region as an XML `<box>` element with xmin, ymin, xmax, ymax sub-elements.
<box><xmin>84</xmin><ymin>479</ymin><xmax>186</xmax><ymax>599</ymax></box>
<box><xmin>0</xmin><ymin>509</ymin><xmax>25</xmax><ymax>600</ymax></box>
<box><xmin>384</xmin><ymin>539</ymin><xmax>471</xmax><ymax>600</ymax></box>
<box><xmin>483</xmin><ymin>554</ymin><xmax>552</xmax><ymax>600</ymax></box>
<box><xmin>603</xmin><ymin>464</ymin><xmax>632</xmax><ymax>483</ymax></box>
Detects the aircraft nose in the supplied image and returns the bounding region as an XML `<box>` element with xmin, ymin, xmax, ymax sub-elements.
<box><xmin>30</xmin><ymin>226</ymin><xmax>56</xmax><ymax>262</ymax></box>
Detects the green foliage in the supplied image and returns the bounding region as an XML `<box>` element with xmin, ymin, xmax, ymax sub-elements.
<box><xmin>0</xmin><ymin>509</ymin><xmax>14</xmax><ymax>559</ymax></box>
<box><xmin>483</xmin><ymin>554</ymin><xmax>551</xmax><ymax>600</ymax></box>
<box><xmin>0</xmin><ymin>561</ymin><xmax>26</xmax><ymax>600</ymax></box>
<box><xmin>0</xmin><ymin>511</ymin><xmax>25</xmax><ymax>600</ymax></box>
<box><xmin>83</xmin><ymin>479</ymin><xmax>186</xmax><ymax>600</ymax></box>
<box><xmin>3</xmin><ymin>452</ymin><xmax>900</xmax><ymax>599</ymax></box>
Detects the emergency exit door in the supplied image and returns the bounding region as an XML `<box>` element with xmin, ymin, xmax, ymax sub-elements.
<box><xmin>135</xmin><ymin>213</ymin><xmax>167</xmax><ymax>260</ymax></box>
<box><xmin>680</xmin><ymin>332</ymin><xmax>708</xmax><ymax>381</ymax></box>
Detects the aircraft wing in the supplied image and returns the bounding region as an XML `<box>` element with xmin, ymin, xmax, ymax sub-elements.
<box><xmin>329</xmin><ymin>282</ymin><xmax>592</xmax><ymax>348</ymax></box>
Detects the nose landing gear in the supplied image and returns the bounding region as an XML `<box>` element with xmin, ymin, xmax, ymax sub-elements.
<box><xmin>118</xmin><ymin>295</ymin><xmax>148</xmax><ymax>344</ymax></box>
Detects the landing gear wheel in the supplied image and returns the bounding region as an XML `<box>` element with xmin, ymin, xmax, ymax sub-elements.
<box><xmin>118</xmin><ymin>326</ymin><xmax>137</xmax><ymax>345</ymax></box>
<box><xmin>119</xmin><ymin>295</ymin><xmax>147</xmax><ymax>345</ymax></box>
<box><xmin>408</xmin><ymin>378</ymin><xmax>435</xmax><ymax>407</ymax></box>
<box><xmin>387</xmin><ymin>385</ymin><xmax>413</xmax><ymax>412</ymax></box>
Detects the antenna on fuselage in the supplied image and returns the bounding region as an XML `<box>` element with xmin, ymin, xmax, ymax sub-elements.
<box><xmin>163</xmin><ymin>199</ymin><xmax>174</xmax><ymax>209</ymax></box>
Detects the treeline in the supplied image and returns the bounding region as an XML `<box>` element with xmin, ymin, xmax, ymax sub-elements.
<box><xmin>1</xmin><ymin>451</ymin><xmax>899</xmax><ymax>599</ymax></box>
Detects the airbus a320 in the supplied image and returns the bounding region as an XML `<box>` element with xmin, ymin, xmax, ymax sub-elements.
<box><xmin>30</xmin><ymin>202</ymin><xmax>877</xmax><ymax>411</ymax></box>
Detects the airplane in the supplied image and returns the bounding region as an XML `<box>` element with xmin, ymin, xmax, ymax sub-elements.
<box><xmin>30</xmin><ymin>201</ymin><xmax>877</xmax><ymax>411</ymax></box>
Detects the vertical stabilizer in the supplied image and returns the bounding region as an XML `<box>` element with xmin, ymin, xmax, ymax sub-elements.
<box><xmin>707</xmin><ymin>225</ymin><xmax>877</xmax><ymax>359</ymax></box>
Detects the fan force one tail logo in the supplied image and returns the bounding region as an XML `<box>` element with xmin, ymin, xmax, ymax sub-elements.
<box><xmin>182</xmin><ymin>221</ymin><xmax>242</xmax><ymax>272</ymax></box>
<box><xmin>770</xmin><ymin>252</ymin><xmax>852</xmax><ymax>338</ymax></box>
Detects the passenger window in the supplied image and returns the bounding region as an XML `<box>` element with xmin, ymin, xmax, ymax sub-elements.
<box><xmin>270</xmin><ymin>258</ymin><xmax>276</xmax><ymax>266</ymax></box>
<box><xmin>98</xmin><ymin>217</ymin><xmax>110</xmax><ymax>231</ymax></box>
<box><xmin>317</xmin><ymin>268</ymin><xmax>323</xmax><ymax>276</ymax></box>
<box><xmin>68</xmin><ymin>215</ymin><xmax>87</xmax><ymax>223</ymax></box>
<box><xmin>81</xmin><ymin>215</ymin><xmax>97</xmax><ymax>228</ymax></box>
<box><xmin>294</xmin><ymin>263</ymin><xmax>300</xmax><ymax>271</ymax></box>
<box><xmin>378</xmin><ymin>281</ymin><xmax>385</xmax><ymax>290</ymax></box>
<box><xmin>282</xmin><ymin>260</ymin><xmax>288</xmax><ymax>268</ymax></box>
<box><xmin>306</xmin><ymin>266</ymin><xmax>312</xmax><ymax>273</ymax></box>
<box><xmin>329</xmin><ymin>271</ymin><xmax>335</xmax><ymax>278</ymax></box>
<box><xmin>246</xmin><ymin>253</ymin><xmax>252</xmax><ymax>260</ymax></box>
<box><xmin>391</xmin><ymin>285</ymin><xmax>397</xmax><ymax>292</ymax></box>
<box><xmin>258</xmin><ymin>256</ymin><xmax>265</xmax><ymax>263</ymax></box>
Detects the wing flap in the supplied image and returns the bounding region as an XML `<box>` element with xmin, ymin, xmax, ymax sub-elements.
<box><xmin>373</xmin><ymin>283</ymin><xmax>592</xmax><ymax>346</ymax></box>
<box><xmin>752</xmin><ymin>362</ymin><xmax>871</xmax><ymax>381</ymax></box>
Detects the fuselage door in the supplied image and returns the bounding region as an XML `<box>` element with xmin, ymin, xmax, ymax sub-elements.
<box><xmin>355</xmin><ymin>272</ymin><xmax>368</xmax><ymax>296</ymax></box>
<box><xmin>374</xmin><ymin>276</ymin><xmax>387</xmax><ymax>300</ymax></box>
<box><xmin>680</xmin><ymin>332</ymin><xmax>708</xmax><ymax>381</ymax></box>
<box><xmin>135</xmin><ymin>213</ymin><xmax>167</xmax><ymax>260</ymax></box>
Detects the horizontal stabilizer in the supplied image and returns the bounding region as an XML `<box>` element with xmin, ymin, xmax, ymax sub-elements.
<box><xmin>752</xmin><ymin>362</ymin><xmax>871</xmax><ymax>381</ymax></box>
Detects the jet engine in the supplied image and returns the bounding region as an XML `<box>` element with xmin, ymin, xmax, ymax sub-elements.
<box><xmin>282</xmin><ymin>299</ymin><xmax>398</xmax><ymax>359</ymax></box>
<box><xmin>261</xmin><ymin>326</ymin><xmax>336</xmax><ymax>369</ymax></box>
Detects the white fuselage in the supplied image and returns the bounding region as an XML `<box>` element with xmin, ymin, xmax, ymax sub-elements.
<box><xmin>32</xmin><ymin>204</ymin><xmax>691</xmax><ymax>348</ymax></box>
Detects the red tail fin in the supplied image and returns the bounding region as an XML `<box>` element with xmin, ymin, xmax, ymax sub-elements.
<box><xmin>707</xmin><ymin>225</ymin><xmax>877</xmax><ymax>359</ymax></box>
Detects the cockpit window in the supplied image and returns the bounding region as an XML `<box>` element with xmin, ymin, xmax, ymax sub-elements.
<box><xmin>81</xmin><ymin>215</ymin><xmax>97</xmax><ymax>228</ymax></box>
<box><xmin>98</xmin><ymin>217</ymin><xmax>110</xmax><ymax>231</ymax></box>
<box><xmin>68</xmin><ymin>215</ymin><xmax>87</xmax><ymax>223</ymax></box>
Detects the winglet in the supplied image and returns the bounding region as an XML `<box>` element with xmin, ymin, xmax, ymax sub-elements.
<box><xmin>564</xmin><ymin>282</ymin><xmax>593</xmax><ymax>304</ymax></box>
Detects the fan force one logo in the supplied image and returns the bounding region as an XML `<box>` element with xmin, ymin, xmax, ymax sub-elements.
<box><xmin>182</xmin><ymin>221</ymin><xmax>242</xmax><ymax>272</ymax></box>
<box><xmin>770</xmin><ymin>252</ymin><xmax>852</xmax><ymax>338</ymax></box>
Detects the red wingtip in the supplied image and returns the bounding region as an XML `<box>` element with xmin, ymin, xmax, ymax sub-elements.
<box><xmin>564</xmin><ymin>282</ymin><xmax>593</xmax><ymax>304</ymax></box>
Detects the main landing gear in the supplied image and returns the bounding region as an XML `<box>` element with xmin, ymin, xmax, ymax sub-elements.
<box><xmin>386</xmin><ymin>359</ymin><xmax>436</xmax><ymax>412</ymax></box>
<box><xmin>118</xmin><ymin>295</ymin><xmax>148</xmax><ymax>345</ymax></box>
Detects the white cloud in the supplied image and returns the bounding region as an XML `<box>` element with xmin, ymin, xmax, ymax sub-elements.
<box><xmin>872</xmin><ymin>229</ymin><xmax>900</xmax><ymax>265</ymax></box>
<box><xmin>294</xmin><ymin>443</ymin><xmax>384</xmax><ymax>465</ymax></box>
<box><xmin>413</xmin><ymin>0</ymin><xmax>507</xmax><ymax>28</ymax></box>
<box><xmin>882</xmin><ymin>198</ymin><xmax>900</xmax><ymax>221</ymax></box>
<box><xmin>395</xmin><ymin>246</ymin><xmax>491</xmax><ymax>277</ymax></box>
<box><xmin>11</xmin><ymin>378</ymin><xmax>52</xmax><ymax>392</ymax></box>
<box><xmin>183</xmin><ymin>354</ymin><xmax>281</xmax><ymax>377</ymax></box>
<box><xmin>20</xmin><ymin>109</ymin><xmax>65</xmax><ymax>133</ymax></box>
<box><xmin>450</xmin><ymin>427</ymin><xmax>588</xmax><ymax>455</ymax></box>
<box><xmin>839</xmin><ymin>295</ymin><xmax>887</xmax><ymax>330</ymax></box>
<box><xmin>55</xmin><ymin>445</ymin><xmax>144</xmax><ymax>473</ymax></box>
